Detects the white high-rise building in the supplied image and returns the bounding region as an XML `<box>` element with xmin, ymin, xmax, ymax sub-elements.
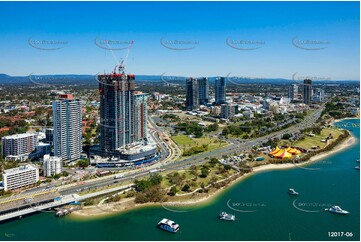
<box><xmin>53</xmin><ymin>94</ymin><xmax>82</xmax><ymax>164</ymax></box>
<box><xmin>313</xmin><ymin>88</ymin><xmax>325</xmax><ymax>103</ymax></box>
<box><xmin>1</xmin><ymin>133</ymin><xmax>38</xmax><ymax>161</ymax></box>
<box><xmin>2</xmin><ymin>164</ymin><xmax>39</xmax><ymax>191</ymax></box>
<box><xmin>288</xmin><ymin>84</ymin><xmax>298</xmax><ymax>101</ymax></box>
<box><xmin>43</xmin><ymin>154</ymin><xmax>62</xmax><ymax>177</ymax></box>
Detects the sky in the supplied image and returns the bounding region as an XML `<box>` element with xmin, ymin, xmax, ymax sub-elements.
<box><xmin>0</xmin><ymin>1</ymin><xmax>359</xmax><ymax>80</ymax></box>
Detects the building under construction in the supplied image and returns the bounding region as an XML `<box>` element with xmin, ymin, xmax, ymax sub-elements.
<box><xmin>91</xmin><ymin>65</ymin><xmax>159</xmax><ymax>167</ymax></box>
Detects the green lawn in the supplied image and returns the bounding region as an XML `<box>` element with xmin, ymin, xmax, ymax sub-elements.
<box><xmin>294</xmin><ymin>128</ymin><xmax>342</xmax><ymax>150</ymax></box>
<box><xmin>172</xmin><ymin>135</ymin><xmax>227</xmax><ymax>152</ymax></box>
<box><xmin>171</xmin><ymin>135</ymin><xmax>195</xmax><ymax>146</ymax></box>
<box><xmin>193</xmin><ymin>137</ymin><xmax>226</xmax><ymax>150</ymax></box>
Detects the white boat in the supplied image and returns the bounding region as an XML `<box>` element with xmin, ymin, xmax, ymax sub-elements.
<box><xmin>355</xmin><ymin>166</ymin><xmax>360</xmax><ymax>170</ymax></box>
<box><xmin>325</xmin><ymin>206</ymin><xmax>349</xmax><ymax>215</ymax></box>
<box><xmin>158</xmin><ymin>218</ymin><xmax>179</xmax><ymax>233</ymax></box>
<box><xmin>219</xmin><ymin>211</ymin><xmax>236</xmax><ymax>221</ymax></box>
<box><xmin>288</xmin><ymin>188</ymin><xmax>299</xmax><ymax>195</ymax></box>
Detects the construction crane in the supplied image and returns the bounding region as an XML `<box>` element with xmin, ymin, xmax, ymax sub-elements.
<box><xmin>118</xmin><ymin>40</ymin><xmax>134</xmax><ymax>74</ymax></box>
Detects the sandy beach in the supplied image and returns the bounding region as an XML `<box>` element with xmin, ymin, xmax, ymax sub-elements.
<box><xmin>253</xmin><ymin>135</ymin><xmax>355</xmax><ymax>173</ymax></box>
<box><xmin>72</xmin><ymin>123</ymin><xmax>357</xmax><ymax>218</ymax></box>
<box><xmin>330</xmin><ymin>117</ymin><xmax>360</xmax><ymax>126</ymax></box>
<box><xmin>71</xmin><ymin>172</ymin><xmax>253</xmax><ymax>218</ymax></box>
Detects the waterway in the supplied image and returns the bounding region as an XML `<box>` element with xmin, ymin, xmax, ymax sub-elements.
<box><xmin>0</xmin><ymin>119</ymin><xmax>359</xmax><ymax>241</ymax></box>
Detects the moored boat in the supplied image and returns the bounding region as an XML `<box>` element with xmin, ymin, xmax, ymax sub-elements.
<box><xmin>158</xmin><ymin>218</ymin><xmax>179</xmax><ymax>233</ymax></box>
<box><xmin>219</xmin><ymin>211</ymin><xmax>236</xmax><ymax>221</ymax></box>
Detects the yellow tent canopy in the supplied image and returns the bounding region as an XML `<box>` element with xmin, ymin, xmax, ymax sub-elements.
<box><xmin>288</xmin><ymin>148</ymin><xmax>301</xmax><ymax>155</ymax></box>
<box><xmin>273</xmin><ymin>149</ymin><xmax>293</xmax><ymax>159</ymax></box>
<box><xmin>269</xmin><ymin>146</ymin><xmax>280</xmax><ymax>155</ymax></box>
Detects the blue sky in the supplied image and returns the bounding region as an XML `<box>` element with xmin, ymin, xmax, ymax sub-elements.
<box><xmin>0</xmin><ymin>1</ymin><xmax>359</xmax><ymax>80</ymax></box>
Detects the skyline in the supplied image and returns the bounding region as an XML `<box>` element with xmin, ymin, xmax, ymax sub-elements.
<box><xmin>0</xmin><ymin>1</ymin><xmax>359</xmax><ymax>80</ymax></box>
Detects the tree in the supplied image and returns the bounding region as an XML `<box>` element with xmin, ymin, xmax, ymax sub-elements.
<box><xmin>209</xmin><ymin>158</ymin><xmax>218</xmax><ymax>167</ymax></box>
<box><xmin>134</xmin><ymin>179</ymin><xmax>151</xmax><ymax>192</ymax></box>
<box><xmin>168</xmin><ymin>186</ymin><xmax>178</xmax><ymax>196</ymax></box>
<box><xmin>76</xmin><ymin>159</ymin><xmax>89</xmax><ymax>168</ymax></box>
<box><xmin>169</xmin><ymin>172</ymin><xmax>182</xmax><ymax>186</ymax></box>
<box><xmin>206</xmin><ymin>123</ymin><xmax>219</xmax><ymax>132</ymax></box>
<box><xmin>53</xmin><ymin>173</ymin><xmax>62</xmax><ymax>179</ymax></box>
<box><xmin>200</xmin><ymin>167</ymin><xmax>209</xmax><ymax>178</ymax></box>
<box><xmin>190</xmin><ymin>165</ymin><xmax>198</xmax><ymax>176</ymax></box>
<box><xmin>149</xmin><ymin>173</ymin><xmax>162</xmax><ymax>186</ymax></box>
<box><xmin>194</xmin><ymin>130</ymin><xmax>203</xmax><ymax>138</ymax></box>
<box><xmin>282</xmin><ymin>133</ymin><xmax>291</xmax><ymax>140</ymax></box>
<box><xmin>134</xmin><ymin>185</ymin><xmax>166</xmax><ymax>203</ymax></box>
<box><xmin>181</xmin><ymin>183</ymin><xmax>190</xmax><ymax>192</ymax></box>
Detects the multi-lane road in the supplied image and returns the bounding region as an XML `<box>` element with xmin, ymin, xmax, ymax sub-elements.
<box><xmin>13</xmin><ymin>105</ymin><xmax>325</xmax><ymax>200</ymax></box>
<box><xmin>54</xmin><ymin>104</ymin><xmax>325</xmax><ymax>196</ymax></box>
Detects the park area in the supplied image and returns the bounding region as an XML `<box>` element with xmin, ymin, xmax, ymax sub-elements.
<box><xmin>171</xmin><ymin>135</ymin><xmax>228</xmax><ymax>156</ymax></box>
<box><xmin>293</xmin><ymin>127</ymin><xmax>344</xmax><ymax>150</ymax></box>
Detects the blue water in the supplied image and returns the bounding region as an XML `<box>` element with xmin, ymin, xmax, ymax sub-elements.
<box><xmin>0</xmin><ymin>119</ymin><xmax>359</xmax><ymax>241</ymax></box>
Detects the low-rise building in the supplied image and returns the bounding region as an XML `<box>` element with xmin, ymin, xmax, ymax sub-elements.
<box><xmin>220</xmin><ymin>103</ymin><xmax>239</xmax><ymax>119</ymax></box>
<box><xmin>1</xmin><ymin>133</ymin><xmax>38</xmax><ymax>161</ymax></box>
<box><xmin>2</xmin><ymin>164</ymin><xmax>39</xmax><ymax>191</ymax></box>
<box><xmin>29</xmin><ymin>142</ymin><xmax>51</xmax><ymax>160</ymax></box>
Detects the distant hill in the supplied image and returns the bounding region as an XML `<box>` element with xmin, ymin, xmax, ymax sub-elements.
<box><xmin>0</xmin><ymin>73</ymin><xmax>358</xmax><ymax>85</ymax></box>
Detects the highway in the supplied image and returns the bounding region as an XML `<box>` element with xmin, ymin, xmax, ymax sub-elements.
<box><xmin>54</xmin><ymin>104</ymin><xmax>325</xmax><ymax>196</ymax></box>
<box><xmin>10</xmin><ymin>105</ymin><xmax>325</xmax><ymax>201</ymax></box>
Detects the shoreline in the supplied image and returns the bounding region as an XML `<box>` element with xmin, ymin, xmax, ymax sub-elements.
<box><xmin>330</xmin><ymin>117</ymin><xmax>359</xmax><ymax>126</ymax></box>
<box><xmin>71</xmin><ymin>120</ymin><xmax>357</xmax><ymax>219</ymax></box>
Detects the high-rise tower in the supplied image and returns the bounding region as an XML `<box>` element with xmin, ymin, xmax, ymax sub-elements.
<box><xmin>288</xmin><ymin>84</ymin><xmax>298</xmax><ymax>101</ymax></box>
<box><xmin>185</xmin><ymin>77</ymin><xmax>199</xmax><ymax>110</ymax></box>
<box><xmin>303</xmin><ymin>79</ymin><xmax>312</xmax><ymax>105</ymax></box>
<box><xmin>98</xmin><ymin>65</ymin><xmax>147</xmax><ymax>156</ymax></box>
<box><xmin>53</xmin><ymin>94</ymin><xmax>82</xmax><ymax>163</ymax></box>
<box><xmin>215</xmin><ymin>77</ymin><xmax>226</xmax><ymax>105</ymax></box>
<box><xmin>198</xmin><ymin>77</ymin><xmax>209</xmax><ymax>105</ymax></box>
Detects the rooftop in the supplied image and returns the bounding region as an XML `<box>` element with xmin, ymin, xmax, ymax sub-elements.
<box><xmin>2</xmin><ymin>133</ymin><xmax>37</xmax><ymax>140</ymax></box>
<box><xmin>118</xmin><ymin>143</ymin><xmax>157</xmax><ymax>155</ymax></box>
<box><xmin>3</xmin><ymin>164</ymin><xmax>38</xmax><ymax>175</ymax></box>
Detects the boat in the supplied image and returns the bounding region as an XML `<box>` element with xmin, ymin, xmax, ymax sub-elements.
<box><xmin>356</xmin><ymin>159</ymin><xmax>360</xmax><ymax>163</ymax></box>
<box><xmin>325</xmin><ymin>206</ymin><xmax>349</xmax><ymax>215</ymax></box>
<box><xmin>56</xmin><ymin>209</ymin><xmax>70</xmax><ymax>217</ymax></box>
<box><xmin>219</xmin><ymin>211</ymin><xmax>236</xmax><ymax>221</ymax></box>
<box><xmin>355</xmin><ymin>166</ymin><xmax>360</xmax><ymax>170</ymax></box>
<box><xmin>158</xmin><ymin>218</ymin><xmax>179</xmax><ymax>233</ymax></box>
<box><xmin>288</xmin><ymin>188</ymin><xmax>299</xmax><ymax>195</ymax></box>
